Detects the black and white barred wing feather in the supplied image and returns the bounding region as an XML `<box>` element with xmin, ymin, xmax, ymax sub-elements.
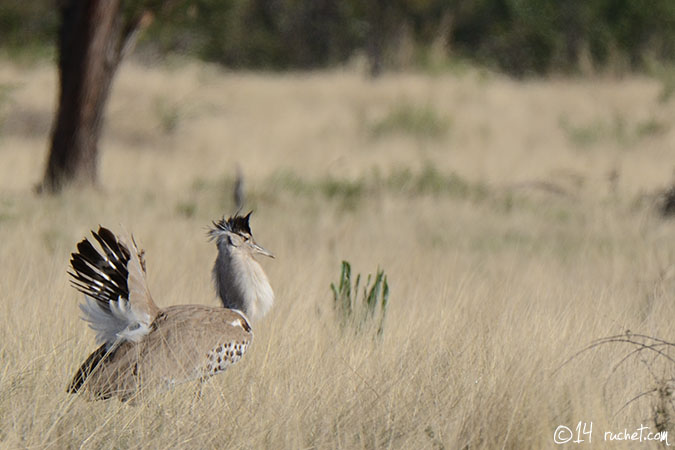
<box><xmin>69</xmin><ymin>227</ymin><xmax>159</xmax><ymax>348</ymax></box>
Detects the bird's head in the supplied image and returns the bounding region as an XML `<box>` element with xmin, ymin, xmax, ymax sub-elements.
<box><xmin>209</xmin><ymin>211</ymin><xmax>274</xmax><ymax>259</ymax></box>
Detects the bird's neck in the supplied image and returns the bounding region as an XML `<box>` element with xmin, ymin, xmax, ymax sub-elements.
<box><xmin>213</xmin><ymin>245</ymin><xmax>274</xmax><ymax>322</ymax></box>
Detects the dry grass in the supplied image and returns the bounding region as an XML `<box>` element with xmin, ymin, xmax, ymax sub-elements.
<box><xmin>1</xmin><ymin>57</ymin><xmax>675</xmax><ymax>449</ymax></box>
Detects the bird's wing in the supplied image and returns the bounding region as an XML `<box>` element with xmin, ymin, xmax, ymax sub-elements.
<box><xmin>68</xmin><ymin>307</ymin><xmax>253</xmax><ymax>401</ymax></box>
<box><xmin>148</xmin><ymin>306</ymin><xmax>253</xmax><ymax>383</ymax></box>
<box><xmin>69</xmin><ymin>227</ymin><xmax>160</xmax><ymax>348</ymax></box>
<box><xmin>66</xmin><ymin>340</ymin><xmax>140</xmax><ymax>401</ymax></box>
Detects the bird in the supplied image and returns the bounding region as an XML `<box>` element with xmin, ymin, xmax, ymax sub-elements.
<box><xmin>67</xmin><ymin>212</ymin><xmax>274</xmax><ymax>401</ymax></box>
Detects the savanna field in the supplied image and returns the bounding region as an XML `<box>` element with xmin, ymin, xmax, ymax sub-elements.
<box><xmin>1</xmin><ymin>57</ymin><xmax>675</xmax><ymax>448</ymax></box>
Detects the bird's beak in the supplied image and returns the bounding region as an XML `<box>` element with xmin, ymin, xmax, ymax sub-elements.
<box><xmin>252</xmin><ymin>241</ymin><xmax>274</xmax><ymax>258</ymax></box>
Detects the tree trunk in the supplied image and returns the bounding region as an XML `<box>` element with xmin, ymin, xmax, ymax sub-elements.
<box><xmin>39</xmin><ymin>0</ymin><xmax>147</xmax><ymax>193</ymax></box>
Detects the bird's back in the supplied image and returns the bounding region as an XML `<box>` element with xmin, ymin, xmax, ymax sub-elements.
<box><xmin>70</xmin><ymin>305</ymin><xmax>252</xmax><ymax>401</ymax></box>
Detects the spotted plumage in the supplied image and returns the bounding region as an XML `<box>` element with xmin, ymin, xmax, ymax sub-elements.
<box><xmin>205</xmin><ymin>339</ymin><xmax>250</xmax><ymax>375</ymax></box>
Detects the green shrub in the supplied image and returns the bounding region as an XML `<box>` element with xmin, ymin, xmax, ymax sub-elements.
<box><xmin>331</xmin><ymin>260</ymin><xmax>389</xmax><ymax>336</ymax></box>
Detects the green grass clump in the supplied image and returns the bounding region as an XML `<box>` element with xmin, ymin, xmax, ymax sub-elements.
<box><xmin>646</xmin><ymin>59</ymin><xmax>675</xmax><ymax>103</ymax></box>
<box><xmin>370</xmin><ymin>102</ymin><xmax>450</xmax><ymax>139</ymax></box>
<box><xmin>331</xmin><ymin>260</ymin><xmax>389</xmax><ymax>336</ymax></box>
<box><xmin>154</xmin><ymin>97</ymin><xmax>181</xmax><ymax>133</ymax></box>
<box><xmin>386</xmin><ymin>165</ymin><xmax>487</xmax><ymax>201</ymax></box>
<box><xmin>0</xmin><ymin>83</ymin><xmax>17</xmax><ymax>134</ymax></box>
<box><xmin>263</xmin><ymin>166</ymin><xmax>494</xmax><ymax>213</ymax></box>
<box><xmin>560</xmin><ymin>113</ymin><xmax>668</xmax><ymax>149</ymax></box>
<box><xmin>635</xmin><ymin>118</ymin><xmax>669</xmax><ymax>138</ymax></box>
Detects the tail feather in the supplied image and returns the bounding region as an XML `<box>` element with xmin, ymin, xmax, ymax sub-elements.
<box><xmin>69</xmin><ymin>229</ymin><xmax>130</xmax><ymax>308</ymax></box>
<box><xmin>92</xmin><ymin>227</ymin><xmax>133</xmax><ymax>278</ymax></box>
<box><xmin>69</xmin><ymin>227</ymin><xmax>159</xmax><ymax>348</ymax></box>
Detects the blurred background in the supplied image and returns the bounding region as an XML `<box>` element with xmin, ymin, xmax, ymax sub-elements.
<box><xmin>2</xmin><ymin>0</ymin><xmax>675</xmax><ymax>74</ymax></box>
<box><xmin>1</xmin><ymin>0</ymin><xmax>674</xmax><ymax>196</ymax></box>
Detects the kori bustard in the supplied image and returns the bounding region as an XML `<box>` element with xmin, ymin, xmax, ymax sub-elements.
<box><xmin>67</xmin><ymin>212</ymin><xmax>274</xmax><ymax>401</ymax></box>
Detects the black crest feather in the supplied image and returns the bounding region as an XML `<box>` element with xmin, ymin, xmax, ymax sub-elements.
<box><xmin>210</xmin><ymin>211</ymin><xmax>253</xmax><ymax>238</ymax></box>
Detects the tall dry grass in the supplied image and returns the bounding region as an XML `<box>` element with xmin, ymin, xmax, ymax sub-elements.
<box><xmin>1</xmin><ymin>57</ymin><xmax>675</xmax><ymax>448</ymax></box>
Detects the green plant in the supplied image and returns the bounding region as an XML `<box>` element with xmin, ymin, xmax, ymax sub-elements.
<box><xmin>636</xmin><ymin>118</ymin><xmax>669</xmax><ymax>138</ymax></box>
<box><xmin>154</xmin><ymin>97</ymin><xmax>181</xmax><ymax>133</ymax></box>
<box><xmin>331</xmin><ymin>260</ymin><xmax>389</xmax><ymax>336</ymax></box>
<box><xmin>319</xmin><ymin>178</ymin><xmax>365</xmax><ymax>210</ymax></box>
<box><xmin>175</xmin><ymin>200</ymin><xmax>196</xmax><ymax>218</ymax></box>
<box><xmin>559</xmin><ymin>116</ymin><xmax>604</xmax><ymax>148</ymax></box>
<box><xmin>646</xmin><ymin>60</ymin><xmax>675</xmax><ymax>103</ymax></box>
<box><xmin>0</xmin><ymin>83</ymin><xmax>17</xmax><ymax>133</ymax></box>
<box><xmin>559</xmin><ymin>113</ymin><xmax>666</xmax><ymax>149</ymax></box>
<box><xmin>370</xmin><ymin>102</ymin><xmax>450</xmax><ymax>139</ymax></box>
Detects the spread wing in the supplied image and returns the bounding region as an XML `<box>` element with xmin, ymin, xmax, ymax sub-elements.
<box><xmin>69</xmin><ymin>226</ymin><xmax>160</xmax><ymax>348</ymax></box>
